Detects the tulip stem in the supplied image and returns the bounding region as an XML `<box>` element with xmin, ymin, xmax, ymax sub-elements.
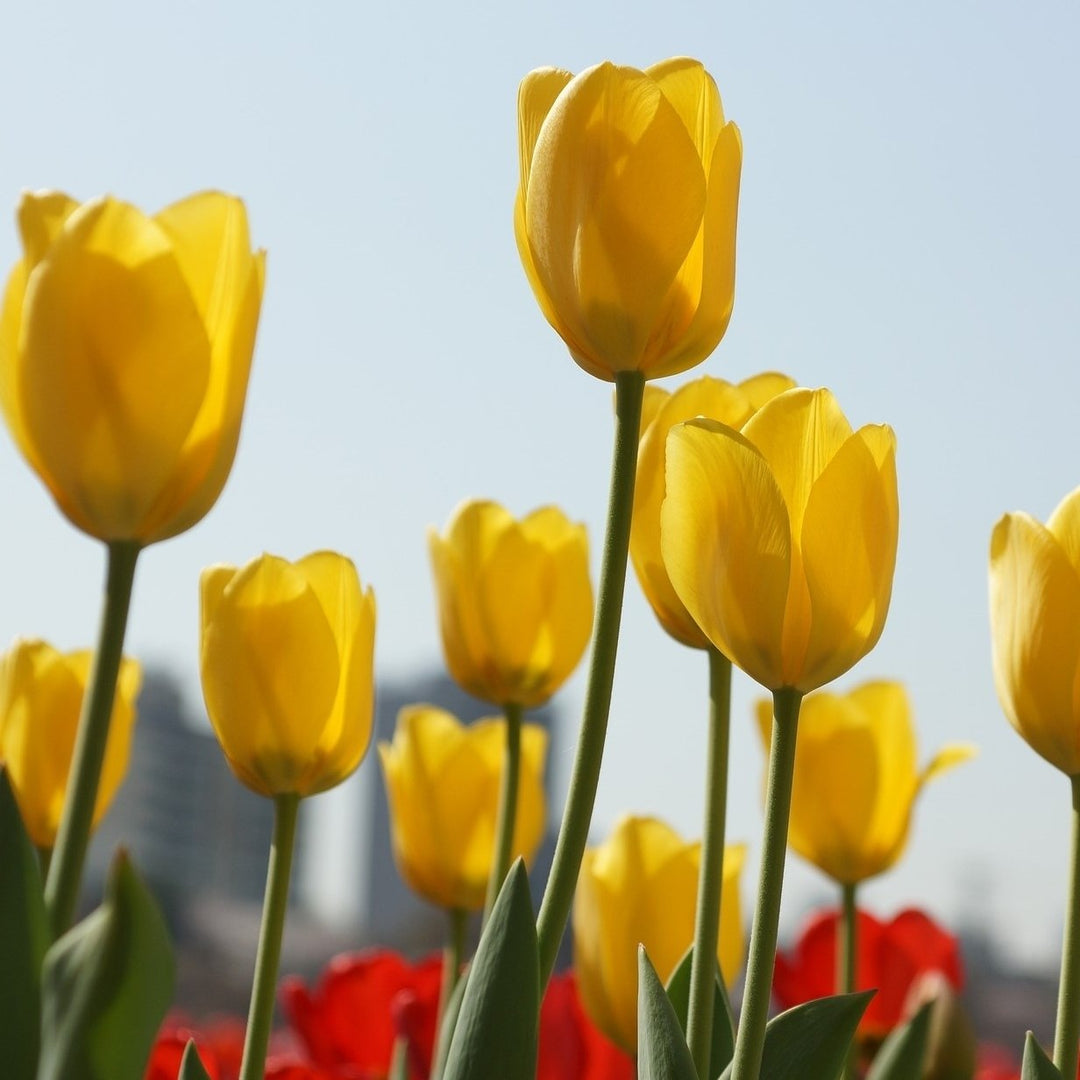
<box><xmin>730</xmin><ymin>687</ymin><xmax>803</xmax><ymax>1080</ymax></box>
<box><xmin>37</xmin><ymin>847</ymin><xmax>52</xmax><ymax>880</ymax></box>
<box><xmin>686</xmin><ymin>647</ymin><xmax>733</xmax><ymax>1079</ymax></box>
<box><xmin>1053</xmin><ymin>775</ymin><xmax>1080</xmax><ymax>1080</ymax></box>
<box><xmin>536</xmin><ymin>369</ymin><xmax>645</xmax><ymax>988</ymax></box>
<box><xmin>44</xmin><ymin>540</ymin><xmax>140</xmax><ymax>939</ymax></box>
<box><xmin>839</xmin><ymin>882</ymin><xmax>858</xmax><ymax>1080</ymax></box>
<box><xmin>239</xmin><ymin>793</ymin><xmax>300</xmax><ymax>1080</ymax></box>
<box><xmin>484</xmin><ymin>702</ymin><xmax>524</xmax><ymax>922</ymax></box>
<box><xmin>438</xmin><ymin>906</ymin><xmax>468</xmax><ymax>1030</ymax></box>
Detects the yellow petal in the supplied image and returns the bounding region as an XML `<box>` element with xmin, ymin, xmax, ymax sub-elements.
<box><xmin>1047</xmin><ymin>486</ymin><xmax>1080</xmax><ymax>575</ymax></box>
<box><xmin>647</xmin><ymin>58</ymin><xmax>725</xmax><ymax>164</ymax></box>
<box><xmin>19</xmin><ymin>197</ymin><xmax>211</xmax><ymax>540</ymax></box>
<box><xmin>526</xmin><ymin>62</ymin><xmax>706</xmax><ymax>375</ymax></box>
<box><xmin>639</xmin><ymin>384</ymin><xmax>670</xmax><ymax>437</ymax></box>
<box><xmin>663</xmin><ymin>419</ymin><xmax>791</xmax><ymax>689</ymax></box>
<box><xmin>517</xmin><ymin>67</ymin><xmax>574</xmax><ymax>199</ymax></box>
<box><xmin>0</xmin><ymin>260</ymin><xmax>39</xmax><ymax>472</ymax></box>
<box><xmin>16</xmin><ymin>190</ymin><xmax>81</xmax><ymax>269</ymax></box>
<box><xmin>738</xmin><ymin>371</ymin><xmax>798</xmax><ymax>412</ymax></box>
<box><xmin>918</xmin><ymin>742</ymin><xmax>978</xmax><ymax>787</ymax></box>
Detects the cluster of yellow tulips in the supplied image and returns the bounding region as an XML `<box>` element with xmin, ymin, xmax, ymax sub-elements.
<box><xmin>0</xmin><ymin>52</ymin><xmax>1073</xmax><ymax>1080</ymax></box>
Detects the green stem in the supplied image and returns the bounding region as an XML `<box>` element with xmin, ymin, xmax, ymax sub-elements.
<box><xmin>535</xmin><ymin>369</ymin><xmax>645</xmax><ymax>988</ymax></box>
<box><xmin>238</xmin><ymin>793</ymin><xmax>300</xmax><ymax>1080</ymax></box>
<box><xmin>1053</xmin><ymin>776</ymin><xmax>1080</xmax><ymax>1079</ymax></box>
<box><xmin>686</xmin><ymin>647</ymin><xmax>733</xmax><ymax>1079</ymax></box>
<box><xmin>484</xmin><ymin>702</ymin><xmax>524</xmax><ymax>922</ymax></box>
<box><xmin>730</xmin><ymin>687</ymin><xmax>803</xmax><ymax>1080</ymax></box>
<box><xmin>44</xmin><ymin>540</ymin><xmax>140</xmax><ymax>939</ymax></box>
<box><xmin>437</xmin><ymin>906</ymin><xmax>467</xmax><ymax>1031</ymax></box>
<box><xmin>839</xmin><ymin>881</ymin><xmax>858</xmax><ymax>1080</ymax></box>
<box><xmin>37</xmin><ymin>846</ymin><xmax>52</xmax><ymax>881</ymax></box>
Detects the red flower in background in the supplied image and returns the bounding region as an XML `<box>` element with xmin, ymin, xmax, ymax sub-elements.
<box><xmin>975</xmin><ymin>1044</ymin><xmax>1021</xmax><ymax>1080</ymax></box>
<box><xmin>538</xmin><ymin>972</ymin><xmax>633</xmax><ymax>1080</ymax></box>
<box><xmin>282</xmin><ymin>950</ymin><xmax>443</xmax><ymax>1079</ymax></box>
<box><xmin>773</xmin><ymin>908</ymin><xmax>963</xmax><ymax>1037</ymax></box>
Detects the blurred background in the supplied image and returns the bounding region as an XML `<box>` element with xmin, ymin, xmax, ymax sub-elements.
<box><xmin>1</xmin><ymin>0</ymin><xmax>1077</xmax><ymax>1048</ymax></box>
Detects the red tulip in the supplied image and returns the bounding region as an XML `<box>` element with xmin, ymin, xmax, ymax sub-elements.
<box><xmin>539</xmin><ymin>972</ymin><xmax>634</xmax><ymax>1080</ymax></box>
<box><xmin>975</xmin><ymin>1044</ymin><xmax>1021</xmax><ymax>1080</ymax></box>
<box><xmin>772</xmin><ymin>907</ymin><xmax>963</xmax><ymax>1037</ymax></box>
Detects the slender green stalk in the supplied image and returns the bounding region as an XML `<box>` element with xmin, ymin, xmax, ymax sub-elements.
<box><xmin>535</xmin><ymin>370</ymin><xmax>645</xmax><ymax>987</ymax></box>
<box><xmin>45</xmin><ymin>540</ymin><xmax>140</xmax><ymax>939</ymax></box>
<box><xmin>238</xmin><ymin>794</ymin><xmax>300</xmax><ymax>1080</ymax></box>
<box><xmin>1053</xmin><ymin>775</ymin><xmax>1080</xmax><ymax>1079</ymax></box>
<box><xmin>37</xmin><ymin>846</ymin><xmax>52</xmax><ymax>881</ymax></box>
<box><xmin>483</xmin><ymin>702</ymin><xmax>524</xmax><ymax>922</ymax></box>
<box><xmin>839</xmin><ymin>881</ymin><xmax>858</xmax><ymax>1080</ymax></box>
<box><xmin>437</xmin><ymin>906</ymin><xmax>468</xmax><ymax>1030</ymax></box>
<box><xmin>730</xmin><ymin>687</ymin><xmax>803</xmax><ymax>1080</ymax></box>
<box><xmin>686</xmin><ymin>647</ymin><xmax>733</xmax><ymax>1079</ymax></box>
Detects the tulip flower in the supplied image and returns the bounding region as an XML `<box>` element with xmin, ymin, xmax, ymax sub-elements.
<box><xmin>662</xmin><ymin>386</ymin><xmax>899</xmax><ymax>694</ymax></box>
<box><xmin>515</xmin><ymin>58</ymin><xmax>742</xmax><ymax>381</ymax></box>
<box><xmin>429</xmin><ymin>499</ymin><xmax>592</xmax><ymax>709</ymax></box>
<box><xmin>631</xmin><ymin>372</ymin><xmax>795</xmax><ymax>648</ymax></box>
<box><xmin>378</xmin><ymin>705</ymin><xmax>548</xmax><ymax>911</ymax></box>
<box><xmin>0</xmin><ymin>637</ymin><xmax>140</xmax><ymax>848</ymax></box>
<box><xmin>755</xmin><ymin>681</ymin><xmax>974</xmax><ymax>885</ymax></box>
<box><xmin>572</xmin><ymin>815</ymin><xmax>745</xmax><ymax>1053</ymax></box>
<box><xmin>0</xmin><ymin>189</ymin><xmax>264</xmax><ymax>544</ymax></box>
<box><xmin>200</xmin><ymin>552</ymin><xmax>376</xmax><ymax>799</ymax></box>
<box><xmin>772</xmin><ymin>907</ymin><xmax>963</xmax><ymax>1039</ymax></box>
<box><xmin>538</xmin><ymin>972</ymin><xmax>634</xmax><ymax>1080</ymax></box>
<box><xmin>990</xmin><ymin>487</ymin><xmax>1080</xmax><ymax>776</ymax></box>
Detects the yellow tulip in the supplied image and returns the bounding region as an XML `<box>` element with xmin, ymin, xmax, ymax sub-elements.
<box><xmin>755</xmin><ymin>681</ymin><xmax>974</xmax><ymax>884</ymax></box>
<box><xmin>0</xmin><ymin>190</ymin><xmax>264</xmax><ymax>544</ymax></box>
<box><xmin>572</xmin><ymin>815</ymin><xmax>745</xmax><ymax>1053</ymax></box>
<box><xmin>200</xmin><ymin>552</ymin><xmax>375</xmax><ymax>798</ymax></box>
<box><xmin>631</xmin><ymin>372</ymin><xmax>796</xmax><ymax>648</ymax></box>
<box><xmin>990</xmin><ymin>487</ymin><xmax>1080</xmax><ymax>775</ymax></box>
<box><xmin>0</xmin><ymin>638</ymin><xmax>140</xmax><ymax>848</ymax></box>
<box><xmin>661</xmin><ymin>387</ymin><xmax>899</xmax><ymax>692</ymax></box>
<box><xmin>515</xmin><ymin>58</ymin><xmax>742</xmax><ymax>381</ymax></box>
<box><xmin>378</xmin><ymin>705</ymin><xmax>548</xmax><ymax>911</ymax></box>
<box><xmin>428</xmin><ymin>499</ymin><xmax>593</xmax><ymax>708</ymax></box>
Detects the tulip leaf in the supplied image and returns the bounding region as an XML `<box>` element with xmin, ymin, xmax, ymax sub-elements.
<box><xmin>389</xmin><ymin>1037</ymin><xmax>410</xmax><ymax>1080</ymax></box>
<box><xmin>0</xmin><ymin>768</ymin><xmax>48</xmax><ymax>1080</ymax></box>
<box><xmin>178</xmin><ymin>1040</ymin><xmax>214</xmax><ymax>1080</ymax></box>
<box><xmin>431</xmin><ymin>970</ymin><xmax>469</xmax><ymax>1080</ymax></box>
<box><xmin>441</xmin><ymin>860</ymin><xmax>538</xmax><ymax>1080</ymax></box>
<box><xmin>38</xmin><ymin>850</ymin><xmax>175</xmax><ymax>1080</ymax></box>
<box><xmin>1021</xmin><ymin>1033</ymin><xmax>1063</xmax><ymax>1080</ymax></box>
<box><xmin>866</xmin><ymin>1001</ymin><xmax>932</xmax><ymax>1080</ymax></box>
<box><xmin>718</xmin><ymin>992</ymin><xmax>873</xmax><ymax>1080</ymax></box>
<box><xmin>638</xmin><ymin>946</ymin><xmax>700</xmax><ymax>1080</ymax></box>
<box><xmin>664</xmin><ymin>946</ymin><xmax>735</xmax><ymax>1078</ymax></box>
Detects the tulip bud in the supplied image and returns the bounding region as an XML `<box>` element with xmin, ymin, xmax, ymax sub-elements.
<box><xmin>902</xmin><ymin>971</ymin><xmax>977</xmax><ymax>1080</ymax></box>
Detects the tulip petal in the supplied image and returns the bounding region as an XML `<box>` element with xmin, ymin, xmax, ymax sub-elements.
<box><xmin>527</xmin><ymin>62</ymin><xmax>706</xmax><ymax>375</ymax></box>
<box><xmin>738</xmin><ymin>372</ymin><xmax>798</xmax><ymax>412</ymax></box>
<box><xmin>19</xmin><ymin>198</ymin><xmax>212</xmax><ymax>539</ymax></box>
<box><xmin>917</xmin><ymin>743</ymin><xmax>978</xmax><ymax>788</ymax></box>
<box><xmin>647</xmin><ymin>58</ymin><xmax>725</xmax><ymax>164</ymax></box>
<box><xmin>1047</xmin><ymin>485</ymin><xmax>1080</xmax><ymax>575</ymax></box>
<box><xmin>798</xmin><ymin>424</ymin><xmax>898</xmax><ymax>691</ymax></box>
<box><xmin>663</xmin><ymin>419</ymin><xmax>791</xmax><ymax>689</ymax></box>
<box><xmin>16</xmin><ymin>190</ymin><xmax>81</xmax><ymax>270</ymax></box>
<box><xmin>0</xmin><ymin>260</ymin><xmax>39</xmax><ymax>472</ymax></box>
<box><xmin>517</xmin><ymin>68</ymin><xmax>574</xmax><ymax>198</ymax></box>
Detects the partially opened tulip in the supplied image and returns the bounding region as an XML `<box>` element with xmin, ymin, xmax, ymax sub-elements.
<box><xmin>200</xmin><ymin>552</ymin><xmax>376</xmax><ymax>799</ymax></box>
<box><xmin>662</xmin><ymin>387</ymin><xmax>899</xmax><ymax>694</ymax></box>
<box><xmin>1</xmin><ymin>189</ymin><xmax>264</xmax><ymax>545</ymax></box>
<box><xmin>756</xmin><ymin>681</ymin><xmax>974</xmax><ymax>885</ymax></box>
<box><xmin>0</xmin><ymin>638</ymin><xmax>140</xmax><ymax>848</ymax></box>
<box><xmin>378</xmin><ymin>705</ymin><xmax>548</xmax><ymax>912</ymax></box>
<box><xmin>572</xmin><ymin>815</ymin><xmax>744</xmax><ymax>1053</ymax></box>
<box><xmin>631</xmin><ymin>372</ymin><xmax>795</xmax><ymax>648</ymax></box>
<box><xmin>429</xmin><ymin>499</ymin><xmax>592</xmax><ymax>709</ymax></box>
<box><xmin>516</xmin><ymin>58</ymin><xmax>742</xmax><ymax>381</ymax></box>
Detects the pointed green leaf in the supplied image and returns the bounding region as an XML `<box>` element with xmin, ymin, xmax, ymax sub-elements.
<box><xmin>389</xmin><ymin>1036</ymin><xmax>410</xmax><ymax>1080</ymax></box>
<box><xmin>0</xmin><ymin>768</ymin><xmax>48</xmax><ymax>1080</ymax></box>
<box><xmin>1022</xmin><ymin>1033</ymin><xmax>1062</xmax><ymax>1080</ymax></box>
<box><xmin>638</xmin><ymin>947</ymin><xmax>699</xmax><ymax>1080</ymax></box>
<box><xmin>866</xmin><ymin>1002</ymin><xmax>932</xmax><ymax>1080</ymax></box>
<box><xmin>718</xmin><ymin>992</ymin><xmax>873</xmax><ymax>1080</ymax></box>
<box><xmin>442</xmin><ymin>860</ymin><xmax>538</xmax><ymax>1080</ymax></box>
<box><xmin>664</xmin><ymin>946</ymin><xmax>735</xmax><ymax>1078</ymax></box>
<box><xmin>431</xmin><ymin>971</ymin><xmax>469</xmax><ymax>1080</ymax></box>
<box><xmin>178</xmin><ymin>1040</ymin><xmax>214</xmax><ymax>1080</ymax></box>
<box><xmin>38</xmin><ymin>850</ymin><xmax>175</xmax><ymax>1080</ymax></box>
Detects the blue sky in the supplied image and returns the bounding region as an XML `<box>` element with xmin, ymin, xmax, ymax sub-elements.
<box><xmin>2</xmin><ymin>1</ymin><xmax>1078</xmax><ymax>968</ymax></box>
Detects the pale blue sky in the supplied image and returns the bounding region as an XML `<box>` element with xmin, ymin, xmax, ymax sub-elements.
<box><xmin>1</xmin><ymin>1</ymin><xmax>1078</xmax><ymax>966</ymax></box>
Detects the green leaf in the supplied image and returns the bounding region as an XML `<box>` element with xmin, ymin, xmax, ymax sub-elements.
<box><xmin>638</xmin><ymin>947</ymin><xmax>699</xmax><ymax>1080</ymax></box>
<box><xmin>866</xmin><ymin>1002</ymin><xmax>932</xmax><ymax>1080</ymax></box>
<box><xmin>389</xmin><ymin>1036</ymin><xmax>410</xmax><ymax>1080</ymax></box>
<box><xmin>664</xmin><ymin>945</ymin><xmax>736</xmax><ymax>1078</ymax></box>
<box><xmin>38</xmin><ymin>850</ymin><xmax>175</xmax><ymax>1080</ymax></box>
<box><xmin>1022</xmin><ymin>1033</ymin><xmax>1062</xmax><ymax>1080</ymax></box>
<box><xmin>431</xmin><ymin>971</ymin><xmax>469</xmax><ymax>1080</ymax></box>
<box><xmin>0</xmin><ymin>768</ymin><xmax>48</xmax><ymax>1080</ymax></box>
<box><xmin>441</xmin><ymin>860</ymin><xmax>538</xmax><ymax>1080</ymax></box>
<box><xmin>178</xmin><ymin>1040</ymin><xmax>214</xmax><ymax>1080</ymax></box>
<box><xmin>718</xmin><ymin>992</ymin><xmax>873</xmax><ymax>1080</ymax></box>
